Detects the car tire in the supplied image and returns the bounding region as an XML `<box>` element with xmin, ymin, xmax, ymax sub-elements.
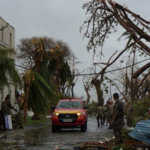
<box><xmin>57</xmin><ymin>126</ymin><xmax>61</xmax><ymax>131</ymax></box>
<box><xmin>52</xmin><ymin>124</ymin><xmax>57</xmax><ymax>132</ymax></box>
<box><xmin>81</xmin><ymin>121</ymin><xmax>87</xmax><ymax>132</ymax></box>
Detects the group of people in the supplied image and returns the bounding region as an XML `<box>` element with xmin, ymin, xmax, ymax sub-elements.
<box><xmin>96</xmin><ymin>99</ymin><xmax>114</xmax><ymax>129</ymax></box>
<box><xmin>96</xmin><ymin>93</ymin><xmax>124</xmax><ymax>145</ymax></box>
<box><xmin>0</xmin><ymin>94</ymin><xmax>23</xmax><ymax>131</ymax></box>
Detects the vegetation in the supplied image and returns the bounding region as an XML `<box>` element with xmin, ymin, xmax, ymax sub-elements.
<box><xmin>131</xmin><ymin>96</ymin><xmax>150</xmax><ymax>126</ymax></box>
<box><xmin>17</xmin><ymin>37</ymin><xmax>75</xmax><ymax>96</ymax></box>
<box><xmin>81</xmin><ymin>0</ymin><xmax>150</xmax><ymax>60</ymax></box>
<box><xmin>16</xmin><ymin>37</ymin><xmax>77</xmax><ymax>121</ymax></box>
<box><xmin>23</xmin><ymin>70</ymin><xmax>58</xmax><ymax>122</ymax></box>
<box><xmin>81</xmin><ymin>0</ymin><xmax>150</xmax><ymax>105</ymax></box>
<box><xmin>23</xmin><ymin>116</ymin><xmax>50</xmax><ymax>126</ymax></box>
<box><xmin>0</xmin><ymin>47</ymin><xmax>21</xmax><ymax>88</ymax></box>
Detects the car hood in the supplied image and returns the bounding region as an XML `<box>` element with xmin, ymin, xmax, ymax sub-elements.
<box><xmin>55</xmin><ymin>108</ymin><xmax>83</xmax><ymax>113</ymax></box>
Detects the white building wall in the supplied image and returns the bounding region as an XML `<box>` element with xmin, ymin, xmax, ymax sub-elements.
<box><xmin>0</xmin><ymin>16</ymin><xmax>16</xmax><ymax>106</ymax></box>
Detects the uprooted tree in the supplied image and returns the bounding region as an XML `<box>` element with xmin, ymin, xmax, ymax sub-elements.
<box><xmin>81</xmin><ymin>0</ymin><xmax>150</xmax><ymax>79</ymax></box>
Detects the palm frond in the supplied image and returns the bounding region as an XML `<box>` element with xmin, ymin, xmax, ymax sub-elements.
<box><xmin>0</xmin><ymin>48</ymin><xmax>22</xmax><ymax>88</ymax></box>
<box><xmin>0</xmin><ymin>67</ymin><xmax>8</xmax><ymax>86</ymax></box>
<box><xmin>0</xmin><ymin>47</ymin><xmax>15</xmax><ymax>57</ymax></box>
<box><xmin>40</xmin><ymin>60</ymin><xmax>52</xmax><ymax>86</ymax></box>
<box><xmin>28</xmin><ymin>72</ymin><xmax>58</xmax><ymax>117</ymax></box>
<box><xmin>60</xmin><ymin>61</ymin><xmax>72</xmax><ymax>84</ymax></box>
<box><xmin>48</xmin><ymin>59</ymin><xmax>58</xmax><ymax>73</ymax></box>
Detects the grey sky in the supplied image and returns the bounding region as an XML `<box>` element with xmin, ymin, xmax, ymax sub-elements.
<box><xmin>0</xmin><ymin>0</ymin><xmax>150</xmax><ymax>101</ymax></box>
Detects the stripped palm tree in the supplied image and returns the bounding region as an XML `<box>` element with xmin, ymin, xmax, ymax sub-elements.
<box><xmin>48</xmin><ymin>45</ymin><xmax>72</xmax><ymax>94</ymax></box>
<box><xmin>0</xmin><ymin>47</ymin><xmax>21</xmax><ymax>88</ymax></box>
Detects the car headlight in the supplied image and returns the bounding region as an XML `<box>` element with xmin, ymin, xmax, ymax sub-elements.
<box><xmin>52</xmin><ymin>112</ymin><xmax>59</xmax><ymax>116</ymax></box>
<box><xmin>77</xmin><ymin>112</ymin><xmax>84</xmax><ymax>116</ymax></box>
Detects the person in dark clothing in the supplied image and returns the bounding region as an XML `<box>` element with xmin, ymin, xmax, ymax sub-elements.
<box><xmin>111</xmin><ymin>93</ymin><xmax>124</xmax><ymax>145</ymax></box>
<box><xmin>1</xmin><ymin>94</ymin><xmax>17</xmax><ymax>131</ymax></box>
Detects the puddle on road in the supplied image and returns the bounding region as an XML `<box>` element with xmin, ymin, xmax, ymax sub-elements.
<box><xmin>0</xmin><ymin>125</ymin><xmax>113</xmax><ymax>150</ymax></box>
<box><xmin>0</xmin><ymin>127</ymin><xmax>47</xmax><ymax>150</ymax></box>
<box><xmin>0</xmin><ymin>127</ymin><xmax>76</xmax><ymax>150</ymax></box>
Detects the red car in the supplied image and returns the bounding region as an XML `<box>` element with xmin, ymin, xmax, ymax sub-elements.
<box><xmin>51</xmin><ymin>98</ymin><xmax>88</xmax><ymax>132</ymax></box>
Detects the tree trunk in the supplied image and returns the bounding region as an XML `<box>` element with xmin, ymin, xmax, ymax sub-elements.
<box><xmin>86</xmin><ymin>91</ymin><xmax>90</xmax><ymax>104</ymax></box>
<box><xmin>85</xmin><ymin>88</ymin><xmax>90</xmax><ymax>104</ymax></box>
<box><xmin>95</xmin><ymin>85</ymin><xmax>104</xmax><ymax>106</ymax></box>
<box><xmin>92</xmin><ymin>79</ymin><xmax>104</xmax><ymax>106</ymax></box>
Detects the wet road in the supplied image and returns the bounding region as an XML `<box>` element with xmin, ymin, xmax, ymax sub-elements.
<box><xmin>2</xmin><ymin>117</ymin><xmax>114</xmax><ymax>150</ymax></box>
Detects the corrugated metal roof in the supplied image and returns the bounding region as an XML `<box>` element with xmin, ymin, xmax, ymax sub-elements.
<box><xmin>129</xmin><ymin>119</ymin><xmax>150</xmax><ymax>144</ymax></box>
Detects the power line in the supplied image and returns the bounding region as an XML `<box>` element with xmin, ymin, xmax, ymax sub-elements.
<box><xmin>15</xmin><ymin>58</ymin><xmax>150</xmax><ymax>76</ymax></box>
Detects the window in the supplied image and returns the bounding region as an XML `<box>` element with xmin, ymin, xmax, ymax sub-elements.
<box><xmin>57</xmin><ymin>101</ymin><xmax>82</xmax><ymax>109</ymax></box>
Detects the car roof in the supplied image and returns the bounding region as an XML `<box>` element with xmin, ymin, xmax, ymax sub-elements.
<box><xmin>59</xmin><ymin>98</ymin><xmax>82</xmax><ymax>102</ymax></box>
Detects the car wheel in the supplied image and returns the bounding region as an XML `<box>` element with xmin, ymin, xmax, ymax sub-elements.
<box><xmin>81</xmin><ymin>121</ymin><xmax>87</xmax><ymax>132</ymax></box>
<box><xmin>52</xmin><ymin>124</ymin><xmax>57</xmax><ymax>132</ymax></box>
<box><xmin>57</xmin><ymin>126</ymin><xmax>61</xmax><ymax>131</ymax></box>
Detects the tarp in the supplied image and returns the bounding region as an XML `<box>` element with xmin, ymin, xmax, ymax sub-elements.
<box><xmin>129</xmin><ymin>119</ymin><xmax>150</xmax><ymax>144</ymax></box>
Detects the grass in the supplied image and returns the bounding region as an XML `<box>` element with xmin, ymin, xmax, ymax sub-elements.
<box><xmin>23</xmin><ymin>116</ymin><xmax>51</xmax><ymax>126</ymax></box>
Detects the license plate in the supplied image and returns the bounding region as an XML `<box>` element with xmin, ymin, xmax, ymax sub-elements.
<box><xmin>63</xmin><ymin>119</ymin><xmax>72</xmax><ymax>122</ymax></box>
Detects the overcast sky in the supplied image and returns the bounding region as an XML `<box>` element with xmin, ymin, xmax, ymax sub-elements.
<box><xmin>0</xmin><ymin>0</ymin><xmax>150</xmax><ymax>102</ymax></box>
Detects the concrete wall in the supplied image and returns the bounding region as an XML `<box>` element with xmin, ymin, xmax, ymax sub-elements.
<box><xmin>0</xmin><ymin>16</ymin><xmax>15</xmax><ymax>49</ymax></box>
<box><xmin>0</xmin><ymin>16</ymin><xmax>16</xmax><ymax>106</ymax></box>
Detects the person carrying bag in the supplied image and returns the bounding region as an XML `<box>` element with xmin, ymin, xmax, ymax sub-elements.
<box><xmin>1</xmin><ymin>94</ymin><xmax>17</xmax><ymax>130</ymax></box>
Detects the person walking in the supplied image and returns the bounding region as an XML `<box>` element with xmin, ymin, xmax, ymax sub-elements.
<box><xmin>103</xmin><ymin>104</ymin><xmax>108</xmax><ymax>126</ymax></box>
<box><xmin>111</xmin><ymin>93</ymin><xmax>124</xmax><ymax>145</ymax></box>
<box><xmin>107</xmin><ymin>101</ymin><xmax>113</xmax><ymax>129</ymax></box>
<box><xmin>96</xmin><ymin>103</ymin><xmax>103</xmax><ymax>127</ymax></box>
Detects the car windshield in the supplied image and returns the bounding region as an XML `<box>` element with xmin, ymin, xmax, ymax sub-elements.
<box><xmin>56</xmin><ymin>101</ymin><xmax>82</xmax><ymax>109</ymax></box>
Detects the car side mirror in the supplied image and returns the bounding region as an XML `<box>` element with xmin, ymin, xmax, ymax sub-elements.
<box><xmin>51</xmin><ymin>106</ymin><xmax>55</xmax><ymax>109</ymax></box>
<box><xmin>84</xmin><ymin>106</ymin><xmax>89</xmax><ymax>109</ymax></box>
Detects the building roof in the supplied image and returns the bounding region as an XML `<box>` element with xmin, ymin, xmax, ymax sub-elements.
<box><xmin>0</xmin><ymin>16</ymin><xmax>14</xmax><ymax>30</ymax></box>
